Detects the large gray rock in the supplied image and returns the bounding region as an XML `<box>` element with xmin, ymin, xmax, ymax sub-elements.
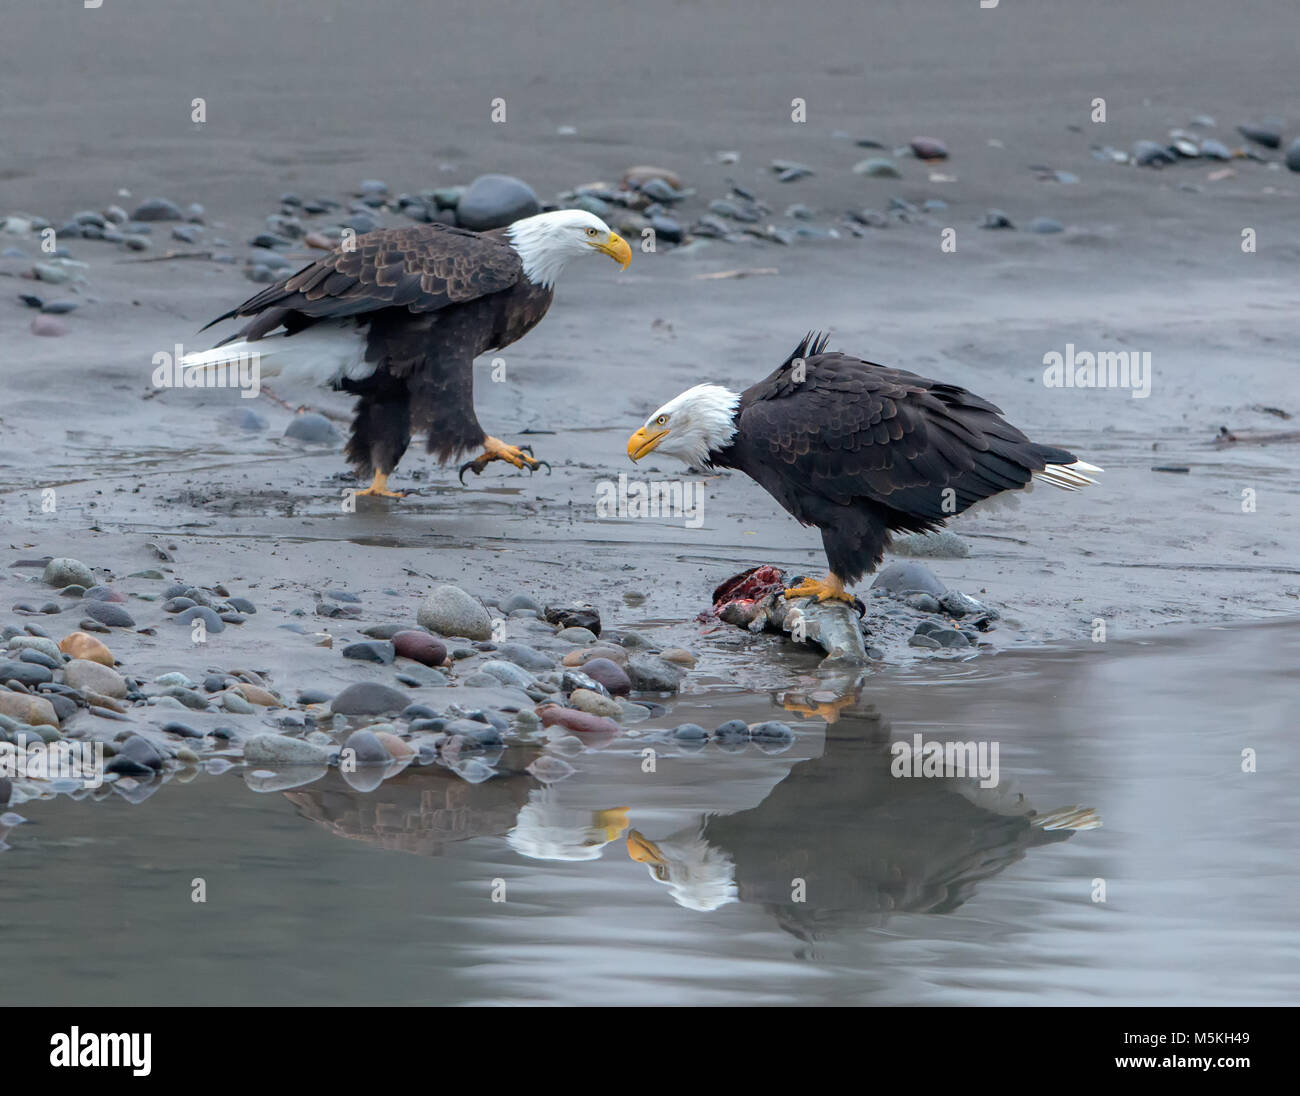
<box><xmin>330</xmin><ymin>682</ymin><xmax>411</xmax><ymax>716</ymax></box>
<box><xmin>63</xmin><ymin>658</ymin><xmax>128</xmax><ymax>698</ymax></box>
<box><xmin>871</xmin><ymin>560</ymin><xmax>947</xmax><ymax>596</ymax></box>
<box><xmin>42</xmin><ymin>557</ymin><xmax>94</xmax><ymax>588</ymax></box>
<box><xmin>625</xmin><ymin>653</ymin><xmax>686</xmax><ymax>693</ymax></box>
<box><xmin>244</xmin><ymin>733</ymin><xmax>333</xmax><ymax>765</ymax></box>
<box><xmin>417</xmin><ymin>584</ymin><xmax>492</xmax><ymax>640</ymax></box>
<box><xmin>455</xmin><ymin>174</ymin><xmax>540</xmax><ymax>231</ymax></box>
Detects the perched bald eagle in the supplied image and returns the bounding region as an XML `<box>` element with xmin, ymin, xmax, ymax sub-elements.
<box><xmin>183</xmin><ymin>210</ymin><xmax>630</xmax><ymax>496</ymax></box>
<box><xmin>628</xmin><ymin>333</ymin><xmax>1100</xmax><ymax>604</ymax></box>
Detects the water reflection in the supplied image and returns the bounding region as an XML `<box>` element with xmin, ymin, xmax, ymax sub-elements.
<box><xmin>274</xmin><ymin>693</ymin><xmax>1097</xmax><ymax>937</ymax></box>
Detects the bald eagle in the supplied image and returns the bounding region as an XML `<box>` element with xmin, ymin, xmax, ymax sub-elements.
<box><xmin>183</xmin><ymin>210</ymin><xmax>631</xmax><ymax>496</ymax></box>
<box><xmin>627</xmin><ymin>334</ymin><xmax>1100</xmax><ymax>604</ymax></box>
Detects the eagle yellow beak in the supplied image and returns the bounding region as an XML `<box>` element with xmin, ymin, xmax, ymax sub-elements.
<box><xmin>627</xmin><ymin>425</ymin><xmax>667</xmax><ymax>461</ymax></box>
<box><xmin>626</xmin><ymin>829</ymin><xmax>667</xmax><ymax>867</ymax></box>
<box><xmin>594</xmin><ymin>232</ymin><xmax>632</xmax><ymax>270</ymax></box>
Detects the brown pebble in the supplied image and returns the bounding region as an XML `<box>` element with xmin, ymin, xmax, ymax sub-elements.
<box><xmin>392</xmin><ymin>630</ymin><xmax>447</xmax><ymax>667</ymax></box>
<box><xmin>373</xmin><ymin>731</ymin><xmax>415</xmax><ymax>760</ymax></box>
<box><xmin>303</xmin><ymin>232</ymin><xmax>336</xmax><ymax>250</ymax></box>
<box><xmin>580</xmin><ymin>645</ymin><xmax>629</xmax><ymax>667</ymax></box>
<box><xmin>0</xmin><ymin>692</ymin><xmax>59</xmax><ymax>726</ymax></box>
<box><xmin>537</xmin><ymin>705</ymin><xmax>620</xmax><ymax>736</ymax></box>
<box><xmin>660</xmin><ymin>647</ymin><xmax>697</xmax><ymax>668</ymax></box>
<box><xmin>59</xmin><ymin>631</ymin><xmax>115</xmax><ymax>666</ymax></box>
<box><xmin>235</xmin><ymin>683</ymin><xmax>280</xmax><ymax>707</ymax></box>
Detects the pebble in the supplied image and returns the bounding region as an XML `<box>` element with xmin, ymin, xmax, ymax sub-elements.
<box><xmin>569</xmin><ymin>689</ymin><xmax>622</xmax><ymax>718</ymax></box>
<box><xmin>672</xmin><ymin>722</ymin><xmax>708</xmax><ymax>740</ymax></box>
<box><xmin>556</xmin><ymin>626</ymin><xmax>597</xmax><ymax>645</ymax></box>
<box><xmin>479</xmin><ymin>660</ymin><xmax>536</xmax><ymax>689</ymax></box>
<box><xmin>235</xmin><ymin>683</ymin><xmax>280</xmax><ymax>707</ymax></box>
<box><xmin>580</xmin><ymin>657</ymin><xmax>631</xmax><ymax>696</ymax></box>
<box><xmin>456</xmin><ymin>174</ymin><xmax>540</xmax><ymax>231</ymax></box>
<box><xmin>221</xmin><ymin>691</ymin><xmax>256</xmax><ymax>714</ymax></box>
<box><xmin>390</xmin><ymin>630</ymin><xmax>447</xmax><ymax>666</ymax></box>
<box><xmin>1028</xmin><ymin>217</ymin><xmax>1064</xmax><ymax>234</ymax></box>
<box><xmin>659</xmin><ymin>648</ymin><xmax>696</xmax><ymax>668</ymax></box>
<box><xmin>8</xmin><ymin>636</ymin><xmax>62</xmax><ymax>662</ymax></box>
<box><xmin>117</xmin><ymin>734</ymin><xmax>165</xmax><ymax>771</ymax></box>
<box><xmin>1133</xmin><ymin>140</ymin><xmax>1176</xmax><ymax>167</ymax></box>
<box><xmin>853</xmin><ymin>157</ymin><xmax>901</xmax><ymax>178</ymax></box>
<box><xmin>342</xmin><ymin>640</ymin><xmax>395</xmax><ymax>664</ymax></box>
<box><xmin>1286</xmin><ymin>139</ymin><xmax>1300</xmax><ymax>173</ymax></box>
<box><xmin>981</xmin><ymin>209</ymin><xmax>1015</xmax><ymax>229</ymax></box>
<box><xmin>1237</xmin><ymin>123</ymin><xmax>1281</xmax><ymax>150</ymax></box>
<box><xmin>871</xmin><ymin>560</ymin><xmax>946</xmax><ymax>597</ymax></box>
<box><xmin>714</xmin><ymin>719</ymin><xmax>751</xmax><ymax>744</ymax></box>
<box><xmin>42</xmin><ymin>558</ymin><xmax>94</xmax><ymax>588</ymax></box>
<box><xmin>171</xmin><ymin>224</ymin><xmax>202</xmax><ymax>244</ymax></box>
<box><xmin>417</xmin><ymin>584</ymin><xmax>492</xmax><ymax>640</ymax></box>
<box><xmin>494</xmin><ymin>642</ymin><xmax>555</xmax><ymax>672</ymax></box>
<box><xmin>343</xmin><ymin>728</ymin><xmax>390</xmax><ymax>766</ymax></box>
<box><xmin>63</xmin><ymin>658</ymin><xmax>127</xmax><ymax>698</ymax></box>
<box><xmin>244</xmin><ymin>733</ymin><xmax>332</xmax><ymax>766</ymax></box>
<box><xmin>161</xmin><ymin>721</ymin><xmax>203</xmax><ymax>738</ymax></box>
<box><xmin>131</xmin><ymin>197</ymin><xmax>184</xmax><ymax>221</ymax></box>
<box><xmin>0</xmin><ymin>659</ymin><xmax>51</xmax><ymax>687</ymax></box>
<box><xmin>283</xmin><ymin>413</ymin><xmax>341</xmax><ymax>445</ymax></box>
<box><xmin>173</xmin><ymin>605</ymin><xmax>224</xmax><ymax>633</ymax></box>
<box><xmin>79</xmin><ymin>601</ymin><xmax>135</xmax><ymax>628</ymax></box>
<box><xmin>330</xmin><ymin>682</ymin><xmax>410</xmax><ymax>716</ymax></box>
<box><xmin>909</xmin><ymin>137</ymin><xmax>949</xmax><ymax>160</ymax></box>
<box><xmin>750</xmin><ymin>721</ymin><xmax>795</xmax><ymax>750</ymax></box>
<box><xmin>625</xmin><ymin>653</ymin><xmax>686</xmax><ymax>693</ymax></box>
<box><xmin>499</xmin><ymin>592</ymin><xmax>542</xmax><ymax>615</ymax></box>
<box><xmin>538</xmin><ymin>706</ymin><xmax>620</xmax><ymax>737</ymax></box>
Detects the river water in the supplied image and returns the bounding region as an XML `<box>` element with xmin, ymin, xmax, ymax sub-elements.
<box><xmin>3</xmin><ymin>616</ymin><xmax>1296</xmax><ymax>1006</ymax></box>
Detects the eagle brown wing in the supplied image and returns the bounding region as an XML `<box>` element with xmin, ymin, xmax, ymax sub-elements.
<box><xmin>733</xmin><ymin>334</ymin><xmax>1074</xmax><ymax>522</ymax></box>
<box><xmin>203</xmin><ymin>223</ymin><xmax>523</xmax><ymax>342</ymax></box>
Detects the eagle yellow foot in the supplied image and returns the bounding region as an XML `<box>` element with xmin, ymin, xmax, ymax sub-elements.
<box><xmin>458</xmin><ymin>436</ymin><xmax>551</xmax><ymax>484</ymax></box>
<box><xmin>353</xmin><ymin>472</ymin><xmax>406</xmax><ymax>499</ymax></box>
<box><xmin>781</xmin><ymin>692</ymin><xmax>859</xmax><ymax>724</ymax></box>
<box><xmin>781</xmin><ymin>573</ymin><xmax>854</xmax><ymax>604</ymax></box>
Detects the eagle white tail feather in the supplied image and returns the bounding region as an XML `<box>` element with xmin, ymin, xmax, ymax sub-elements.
<box><xmin>1030</xmin><ymin>805</ymin><xmax>1102</xmax><ymax>831</ymax></box>
<box><xmin>1033</xmin><ymin>459</ymin><xmax>1102</xmax><ymax>491</ymax></box>
<box><xmin>180</xmin><ymin>325</ymin><xmax>372</xmax><ymax>388</ymax></box>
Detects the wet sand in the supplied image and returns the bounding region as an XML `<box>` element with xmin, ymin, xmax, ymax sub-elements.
<box><xmin>3</xmin><ymin>1</ymin><xmax>1298</xmax><ymax>648</ymax></box>
<box><xmin>2</xmin><ymin>0</ymin><xmax>1299</xmax><ymax>1008</ymax></box>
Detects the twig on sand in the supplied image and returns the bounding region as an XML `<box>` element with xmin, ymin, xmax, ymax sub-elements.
<box><xmin>1215</xmin><ymin>426</ymin><xmax>1300</xmax><ymax>446</ymax></box>
<box><xmin>115</xmin><ymin>251</ymin><xmax>215</xmax><ymax>263</ymax></box>
<box><xmin>693</xmin><ymin>267</ymin><xmax>779</xmax><ymax>280</ymax></box>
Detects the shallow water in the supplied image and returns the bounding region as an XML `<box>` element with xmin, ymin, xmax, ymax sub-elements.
<box><xmin>3</xmin><ymin>616</ymin><xmax>1296</xmax><ymax>1006</ymax></box>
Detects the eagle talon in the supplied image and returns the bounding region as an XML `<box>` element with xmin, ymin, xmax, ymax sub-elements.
<box><xmin>781</xmin><ymin>573</ymin><xmax>855</xmax><ymax>605</ymax></box>
<box><xmin>457</xmin><ymin>436</ymin><xmax>548</xmax><ymax>483</ymax></box>
<box><xmin>353</xmin><ymin>472</ymin><xmax>406</xmax><ymax>499</ymax></box>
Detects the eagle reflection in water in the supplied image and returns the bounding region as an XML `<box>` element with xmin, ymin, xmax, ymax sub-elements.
<box><xmin>282</xmin><ymin>696</ymin><xmax>1098</xmax><ymax>940</ymax></box>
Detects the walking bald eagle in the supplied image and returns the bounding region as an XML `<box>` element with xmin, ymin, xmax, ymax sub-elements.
<box><xmin>183</xmin><ymin>209</ymin><xmax>631</xmax><ymax>496</ymax></box>
<box><xmin>627</xmin><ymin>333</ymin><xmax>1100</xmax><ymax>604</ymax></box>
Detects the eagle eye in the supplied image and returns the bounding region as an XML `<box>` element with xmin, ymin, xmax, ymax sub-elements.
<box><xmin>585</xmin><ymin>227</ymin><xmax>599</xmax><ymax>237</ymax></box>
<box><xmin>655</xmin><ymin>415</ymin><xmax>668</xmax><ymax>425</ymax></box>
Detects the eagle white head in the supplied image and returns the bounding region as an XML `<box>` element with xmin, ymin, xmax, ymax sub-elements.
<box><xmin>506</xmin><ymin>209</ymin><xmax>631</xmax><ymax>288</ymax></box>
<box><xmin>627</xmin><ymin>383</ymin><xmax>741</xmax><ymax>470</ymax></box>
